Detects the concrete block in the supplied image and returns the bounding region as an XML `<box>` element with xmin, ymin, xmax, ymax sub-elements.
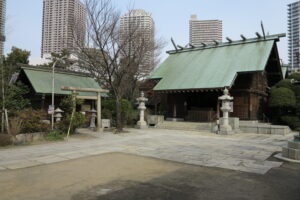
<box><xmin>136</xmin><ymin>121</ymin><xmax>148</xmax><ymax>129</ymax></box>
<box><xmin>147</xmin><ymin>115</ymin><xmax>164</xmax><ymax>126</ymax></box>
<box><xmin>282</xmin><ymin>147</ymin><xmax>289</xmax><ymax>158</ymax></box>
<box><xmin>102</xmin><ymin>119</ymin><xmax>111</xmax><ymax>128</ymax></box>
<box><xmin>219</xmin><ymin>125</ymin><xmax>234</xmax><ymax>135</ymax></box>
<box><xmin>288</xmin><ymin>141</ymin><xmax>300</xmax><ymax>149</ymax></box>
<box><xmin>220</xmin><ymin>117</ymin><xmax>239</xmax><ymax>132</ymax></box>
<box><xmin>288</xmin><ymin>148</ymin><xmax>300</xmax><ymax>160</ymax></box>
<box><xmin>271</xmin><ymin>127</ymin><xmax>291</xmax><ymax>135</ymax></box>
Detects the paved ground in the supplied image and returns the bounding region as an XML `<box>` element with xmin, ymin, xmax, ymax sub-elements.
<box><xmin>1</xmin><ymin>153</ymin><xmax>300</xmax><ymax>200</ymax></box>
<box><xmin>0</xmin><ymin>128</ymin><xmax>294</xmax><ymax>174</ymax></box>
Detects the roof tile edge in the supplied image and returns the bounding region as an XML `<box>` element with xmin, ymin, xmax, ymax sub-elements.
<box><xmin>167</xmin><ymin>33</ymin><xmax>286</xmax><ymax>54</ymax></box>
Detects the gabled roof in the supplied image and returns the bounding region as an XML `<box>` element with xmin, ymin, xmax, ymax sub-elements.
<box><xmin>150</xmin><ymin>33</ymin><xmax>285</xmax><ymax>91</ymax></box>
<box><xmin>281</xmin><ymin>64</ymin><xmax>289</xmax><ymax>79</ymax></box>
<box><xmin>20</xmin><ymin>66</ymin><xmax>102</xmax><ymax>96</ymax></box>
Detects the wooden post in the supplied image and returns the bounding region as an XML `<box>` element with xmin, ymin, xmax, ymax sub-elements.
<box><xmin>97</xmin><ymin>92</ymin><xmax>102</xmax><ymax>132</ymax></box>
<box><xmin>216</xmin><ymin>100</ymin><xmax>220</xmax><ymax>119</ymax></box>
<box><xmin>4</xmin><ymin>109</ymin><xmax>10</xmax><ymax>135</ymax></box>
<box><xmin>66</xmin><ymin>91</ymin><xmax>76</xmax><ymax>139</ymax></box>
<box><xmin>41</xmin><ymin>94</ymin><xmax>45</xmax><ymax>110</ymax></box>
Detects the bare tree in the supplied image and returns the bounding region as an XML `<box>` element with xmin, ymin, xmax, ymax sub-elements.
<box><xmin>73</xmin><ymin>0</ymin><xmax>164</xmax><ymax>131</ymax></box>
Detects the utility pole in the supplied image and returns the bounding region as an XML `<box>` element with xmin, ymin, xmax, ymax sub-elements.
<box><xmin>50</xmin><ymin>56</ymin><xmax>68</xmax><ymax>130</ymax></box>
<box><xmin>1</xmin><ymin>0</ymin><xmax>7</xmax><ymax>133</ymax></box>
<box><xmin>1</xmin><ymin>55</ymin><xmax>4</xmax><ymax>133</ymax></box>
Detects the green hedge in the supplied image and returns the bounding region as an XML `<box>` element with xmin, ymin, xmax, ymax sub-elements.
<box><xmin>269</xmin><ymin>87</ymin><xmax>296</xmax><ymax>108</ymax></box>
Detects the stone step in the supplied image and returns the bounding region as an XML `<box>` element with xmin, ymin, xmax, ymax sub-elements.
<box><xmin>156</xmin><ymin>121</ymin><xmax>292</xmax><ymax>135</ymax></box>
<box><xmin>156</xmin><ymin>121</ymin><xmax>213</xmax><ymax>131</ymax></box>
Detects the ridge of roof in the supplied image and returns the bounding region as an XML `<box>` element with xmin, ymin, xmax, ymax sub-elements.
<box><xmin>19</xmin><ymin>64</ymin><xmax>92</xmax><ymax>78</ymax></box>
<box><xmin>167</xmin><ymin>33</ymin><xmax>286</xmax><ymax>54</ymax></box>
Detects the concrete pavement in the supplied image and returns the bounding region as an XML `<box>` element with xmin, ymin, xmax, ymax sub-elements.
<box><xmin>0</xmin><ymin>128</ymin><xmax>294</xmax><ymax>174</ymax></box>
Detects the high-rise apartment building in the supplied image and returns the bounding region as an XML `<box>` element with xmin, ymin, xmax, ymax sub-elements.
<box><xmin>288</xmin><ymin>1</ymin><xmax>300</xmax><ymax>69</ymax></box>
<box><xmin>120</xmin><ymin>9</ymin><xmax>155</xmax><ymax>69</ymax></box>
<box><xmin>41</xmin><ymin>0</ymin><xmax>86</xmax><ymax>58</ymax></box>
<box><xmin>189</xmin><ymin>15</ymin><xmax>222</xmax><ymax>46</ymax></box>
<box><xmin>0</xmin><ymin>0</ymin><xmax>5</xmax><ymax>55</ymax></box>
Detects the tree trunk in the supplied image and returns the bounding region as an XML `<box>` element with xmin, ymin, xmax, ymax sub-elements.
<box><xmin>115</xmin><ymin>96</ymin><xmax>123</xmax><ymax>132</ymax></box>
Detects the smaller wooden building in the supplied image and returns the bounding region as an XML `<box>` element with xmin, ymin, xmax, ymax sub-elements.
<box><xmin>147</xmin><ymin>33</ymin><xmax>285</xmax><ymax>122</ymax></box>
<box><xmin>16</xmin><ymin>66</ymin><xmax>103</xmax><ymax>111</ymax></box>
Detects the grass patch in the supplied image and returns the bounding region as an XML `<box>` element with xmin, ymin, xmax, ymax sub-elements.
<box><xmin>46</xmin><ymin>130</ymin><xmax>65</xmax><ymax>141</ymax></box>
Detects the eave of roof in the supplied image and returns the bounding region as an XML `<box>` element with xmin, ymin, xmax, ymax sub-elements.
<box><xmin>20</xmin><ymin>66</ymin><xmax>103</xmax><ymax>97</ymax></box>
<box><xmin>150</xmin><ymin>33</ymin><xmax>285</xmax><ymax>91</ymax></box>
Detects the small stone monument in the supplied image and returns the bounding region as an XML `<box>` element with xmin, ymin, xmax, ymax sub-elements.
<box><xmin>282</xmin><ymin>132</ymin><xmax>300</xmax><ymax>161</ymax></box>
<box><xmin>54</xmin><ymin>108</ymin><xmax>64</xmax><ymax>122</ymax></box>
<box><xmin>89</xmin><ymin>109</ymin><xmax>97</xmax><ymax>131</ymax></box>
<box><xmin>136</xmin><ymin>91</ymin><xmax>148</xmax><ymax>129</ymax></box>
<box><xmin>218</xmin><ymin>88</ymin><xmax>234</xmax><ymax>135</ymax></box>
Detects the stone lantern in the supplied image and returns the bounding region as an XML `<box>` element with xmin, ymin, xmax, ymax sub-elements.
<box><xmin>136</xmin><ymin>91</ymin><xmax>148</xmax><ymax>129</ymax></box>
<box><xmin>89</xmin><ymin>109</ymin><xmax>97</xmax><ymax>131</ymax></box>
<box><xmin>281</xmin><ymin>132</ymin><xmax>300</xmax><ymax>161</ymax></box>
<box><xmin>54</xmin><ymin>108</ymin><xmax>64</xmax><ymax>122</ymax></box>
<box><xmin>218</xmin><ymin>88</ymin><xmax>234</xmax><ymax>135</ymax></box>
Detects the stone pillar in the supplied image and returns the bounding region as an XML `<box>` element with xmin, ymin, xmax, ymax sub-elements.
<box><xmin>173</xmin><ymin>104</ymin><xmax>177</xmax><ymax>118</ymax></box>
<box><xmin>218</xmin><ymin>88</ymin><xmax>234</xmax><ymax>135</ymax></box>
<box><xmin>89</xmin><ymin>109</ymin><xmax>97</xmax><ymax>131</ymax></box>
<box><xmin>97</xmin><ymin>92</ymin><xmax>102</xmax><ymax>132</ymax></box>
<box><xmin>136</xmin><ymin>91</ymin><xmax>148</xmax><ymax>129</ymax></box>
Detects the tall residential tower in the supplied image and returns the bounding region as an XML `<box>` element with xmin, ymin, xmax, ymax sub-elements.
<box><xmin>189</xmin><ymin>15</ymin><xmax>222</xmax><ymax>46</ymax></box>
<box><xmin>0</xmin><ymin>0</ymin><xmax>5</xmax><ymax>55</ymax></box>
<box><xmin>120</xmin><ymin>9</ymin><xmax>155</xmax><ymax>69</ymax></box>
<box><xmin>288</xmin><ymin>1</ymin><xmax>300</xmax><ymax>69</ymax></box>
<box><xmin>41</xmin><ymin>0</ymin><xmax>86</xmax><ymax>58</ymax></box>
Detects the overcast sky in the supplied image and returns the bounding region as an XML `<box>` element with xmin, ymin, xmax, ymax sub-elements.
<box><xmin>4</xmin><ymin>0</ymin><xmax>293</xmax><ymax>63</ymax></box>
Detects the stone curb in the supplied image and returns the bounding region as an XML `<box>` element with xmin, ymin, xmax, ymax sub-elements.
<box><xmin>274</xmin><ymin>153</ymin><xmax>300</xmax><ymax>163</ymax></box>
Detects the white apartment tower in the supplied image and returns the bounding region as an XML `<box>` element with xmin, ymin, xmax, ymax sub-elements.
<box><xmin>288</xmin><ymin>1</ymin><xmax>300</xmax><ymax>69</ymax></box>
<box><xmin>41</xmin><ymin>0</ymin><xmax>86</xmax><ymax>58</ymax></box>
<box><xmin>0</xmin><ymin>0</ymin><xmax>5</xmax><ymax>55</ymax></box>
<box><xmin>189</xmin><ymin>15</ymin><xmax>222</xmax><ymax>46</ymax></box>
<box><xmin>120</xmin><ymin>9</ymin><xmax>155</xmax><ymax>69</ymax></box>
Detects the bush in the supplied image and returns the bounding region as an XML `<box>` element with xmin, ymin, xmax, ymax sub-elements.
<box><xmin>102</xmin><ymin>98</ymin><xmax>137</xmax><ymax>126</ymax></box>
<box><xmin>274</xmin><ymin>79</ymin><xmax>294</xmax><ymax>90</ymax></box>
<box><xmin>269</xmin><ymin>87</ymin><xmax>296</xmax><ymax>108</ymax></box>
<box><xmin>9</xmin><ymin>117</ymin><xmax>23</xmax><ymax>136</ymax></box>
<box><xmin>59</xmin><ymin>95</ymin><xmax>83</xmax><ymax>115</ymax></box>
<box><xmin>46</xmin><ymin>130</ymin><xmax>65</xmax><ymax>141</ymax></box>
<box><xmin>288</xmin><ymin>73</ymin><xmax>300</xmax><ymax>81</ymax></box>
<box><xmin>4</xmin><ymin>82</ymin><xmax>31</xmax><ymax>111</ymax></box>
<box><xmin>57</xmin><ymin>112</ymin><xmax>86</xmax><ymax>134</ymax></box>
<box><xmin>281</xmin><ymin>116</ymin><xmax>300</xmax><ymax>129</ymax></box>
<box><xmin>11</xmin><ymin>109</ymin><xmax>50</xmax><ymax>134</ymax></box>
<box><xmin>294</xmin><ymin>85</ymin><xmax>300</xmax><ymax>98</ymax></box>
<box><xmin>0</xmin><ymin>134</ymin><xmax>13</xmax><ymax>146</ymax></box>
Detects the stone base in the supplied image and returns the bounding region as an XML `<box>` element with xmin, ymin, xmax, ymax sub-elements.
<box><xmin>219</xmin><ymin>125</ymin><xmax>234</xmax><ymax>135</ymax></box>
<box><xmin>166</xmin><ymin>118</ymin><xmax>184</xmax><ymax>122</ymax></box>
<box><xmin>136</xmin><ymin>121</ymin><xmax>148</xmax><ymax>129</ymax></box>
<box><xmin>288</xmin><ymin>141</ymin><xmax>300</xmax><ymax>149</ymax></box>
<box><xmin>282</xmin><ymin>140</ymin><xmax>300</xmax><ymax>160</ymax></box>
<box><xmin>135</xmin><ymin>124</ymin><xmax>148</xmax><ymax>129</ymax></box>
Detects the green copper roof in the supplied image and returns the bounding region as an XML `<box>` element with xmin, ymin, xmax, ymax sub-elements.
<box><xmin>151</xmin><ymin>34</ymin><xmax>284</xmax><ymax>91</ymax></box>
<box><xmin>22</xmin><ymin>67</ymin><xmax>101</xmax><ymax>96</ymax></box>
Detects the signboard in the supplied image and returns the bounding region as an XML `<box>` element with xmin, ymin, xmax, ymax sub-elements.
<box><xmin>48</xmin><ymin>105</ymin><xmax>54</xmax><ymax>115</ymax></box>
